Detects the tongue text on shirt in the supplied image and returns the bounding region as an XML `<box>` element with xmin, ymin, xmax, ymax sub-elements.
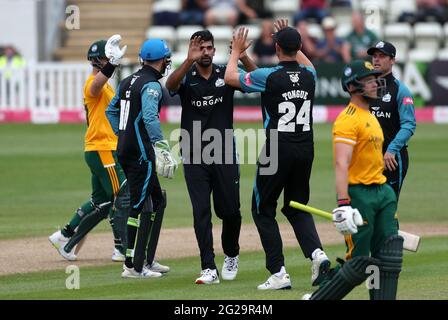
<box><xmin>282</xmin><ymin>90</ymin><xmax>309</xmax><ymax>101</ymax></box>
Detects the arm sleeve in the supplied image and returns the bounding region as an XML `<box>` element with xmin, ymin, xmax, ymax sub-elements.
<box><xmin>234</xmin><ymin>66</ymin><xmax>248</xmax><ymax>92</ymax></box>
<box><xmin>84</xmin><ymin>77</ymin><xmax>94</xmax><ymax>99</ymax></box>
<box><xmin>333</xmin><ymin>114</ymin><xmax>358</xmax><ymax>146</ymax></box>
<box><xmin>106</xmin><ymin>83</ymin><xmax>121</xmax><ymax>136</ymax></box>
<box><xmin>301</xmin><ymin>64</ymin><xmax>317</xmax><ymax>83</ymax></box>
<box><xmin>387</xmin><ymin>83</ymin><xmax>416</xmax><ymax>154</ymax></box>
<box><xmin>141</xmin><ymin>82</ymin><xmax>164</xmax><ymax>143</ymax></box>
<box><xmin>238</xmin><ymin>67</ymin><xmax>278</xmax><ymax>93</ymax></box>
<box><xmin>168</xmin><ymin>76</ymin><xmax>186</xmax><ymax>97</ymax></box>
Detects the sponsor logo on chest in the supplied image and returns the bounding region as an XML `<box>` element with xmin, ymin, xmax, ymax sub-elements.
<box><xmin>191</xmin><ymin>95</ymin><xmax>224</xmax><ymax>108</ymax></box>
<box><xmin>371</xmin><ymin>106</ymin><xmax>391</xmax><ymax>119</ymax></box>
<box><xmin>215</xmin><ymin>78</ymin><xmax>225</xmax><ymax>87</ymax></box>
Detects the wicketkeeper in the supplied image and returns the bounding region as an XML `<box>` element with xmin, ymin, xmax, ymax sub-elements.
<box><xmin>106</xmin><ymin>38</ymin><xmax>177</xmax><ymax>278</ymax></box>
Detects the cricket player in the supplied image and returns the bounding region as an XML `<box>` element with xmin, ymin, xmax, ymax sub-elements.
<box><xmin>367</xmin><ymin>41</ymin><xmax>416</xmax><ymax>199</ymax></box>
<box><xmin>106</xmin><ymin>38</ymin><xmax>177</xmax><ymax>278</ymax></box>
<box><xmin>224</xmin><ymin>20</ymin><xmax>330</xmax><ymax>290</ymax></box>
<box><xmin>304</xmin><ymin>60</ymin><xmax>403</xmax><ymax>300</ymax></box>
<box><xmin>49</xmin><ymin>36</ymin><xmax>128</xmax><ymax>262</ymax></box>
<box><xmin>165</xmin><ymin>30</ymin><xmax>256</xmax><ymax>285</ymax></box>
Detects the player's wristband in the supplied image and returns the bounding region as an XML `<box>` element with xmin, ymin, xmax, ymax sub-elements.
<box><xmin>337</xmin><ymin>198</ymin><xmax>351</xmax><ymax>207</ymax></box>
<box><xmin>101</xmin><ymin>62</ymin><xmax>116</xmax><ymax>78</ymax></box>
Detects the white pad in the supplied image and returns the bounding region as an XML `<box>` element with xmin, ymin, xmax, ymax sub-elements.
<box><xmin>398</xmin><ymin>230</ymin><xmax>420</xmax><ymax>252</ymax></box>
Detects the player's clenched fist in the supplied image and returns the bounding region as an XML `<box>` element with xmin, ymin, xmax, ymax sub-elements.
<box><xmin>332</xmin><ymin>206</ymin><xmax>364</xmax><ymax>235</ymax></box>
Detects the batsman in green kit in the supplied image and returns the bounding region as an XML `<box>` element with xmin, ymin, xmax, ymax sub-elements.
<box><xmin>306</xmin><ymin>60</ymin><xmax>403</xmax><ymax>300</ymax></box>
<box><xmin>49</xmin><ymin>37</ymin><xmax>129</xmax><ymax>261</ymax></box>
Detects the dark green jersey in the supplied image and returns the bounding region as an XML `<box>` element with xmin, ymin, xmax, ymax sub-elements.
<box><xmin>346</xmin><ymin>29</ymin><xmax>378</xmax><ymax>59</ymax></box>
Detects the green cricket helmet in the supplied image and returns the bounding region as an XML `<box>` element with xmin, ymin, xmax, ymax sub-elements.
<box><xmin>341</xmin><ymin>60</ymin><xmax>382</xmax><ymax>92</ymax></box>
<box><xmin>87</xmin><ymin>40</ymin><xmax>107</xmax><ymax>68</ymax></box>
<box><xmin>341</xmin><ymin>60</ymin><xmax>386</xmax><ymax>100</ymax></box>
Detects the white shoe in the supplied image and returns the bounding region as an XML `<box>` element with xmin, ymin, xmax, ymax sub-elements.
<box><xmin>311</xmin><ymin>249</ymin><xmax>331</xmax><ymax>286</ymax></box>
<box><xmin>49</xmin><ymin>230</ymin><xmax>69</xmax><ymax>250</ymax></box>
<box><xmin>195</xmin><ymin>268</ymin><xmax>220</xmax><ymax>285</ymax></box>
<box><xmin>112</xmin><ymin>248</ymin><xmax>125</xmax><ymax>262</ymax></box>
<box><xmin>257</xmin><ymin>273</ymin><xmax>291</xmax><ymax>290</ymax></box>
<box><xmin>222</xmin><ymin>255</ymin><xmax>239</xmax><ymax>280</ymax></box>
<box><xmin>49</xmin><ymin>230</ymin><xmax>77</xmax><ymax>261</ymax></box>
<box><xmin>146</xmin><ymin>261</ymin><xmax>170</xmax><ymax>273</ymax></box>
<box><xmin>121</xmin><ymin>265</ymin><xmax>162</xmax><ymax>278</ymax></box>
<box><xmin>302</xmin><ymin>293</ymin><xmax>312</xmax><ymax>300</ymax></box>
<box><xmin>58</xmin><ymin>246</ymin><xmax>77</xmax><ymax>261</ymax></box>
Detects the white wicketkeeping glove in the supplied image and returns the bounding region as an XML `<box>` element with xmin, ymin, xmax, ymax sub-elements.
<box><xmin>105</xmin><ymin>34</ymin><xmax>127</xmax><ymax>66</ymax></box>
<box><xmin>332</xmin><ymin>206</ymin><xmax>364</xmax><ymax>235</ymax></box>
<box><xmin>154</xmin><ymin>140</ymin><xmax>178</xmax><ymax>179</ymax></box>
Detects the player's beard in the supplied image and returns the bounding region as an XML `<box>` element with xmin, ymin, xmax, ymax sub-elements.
<box><xmin>197</xmin><ymin>56</ymin><xmax>212</xmax><ymax>67</ymax></box>
<box><xmin>160</xmin><ymin>59</ymin><xmax>172</xmax><ymax>76</ymax></box>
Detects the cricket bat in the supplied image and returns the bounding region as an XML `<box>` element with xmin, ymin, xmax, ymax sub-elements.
<box><xmin>289</xmin><ymin>201</ymin><xmax>421</xmax><ymax>252</ymax></box>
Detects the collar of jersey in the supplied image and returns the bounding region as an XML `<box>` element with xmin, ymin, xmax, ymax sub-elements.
<box><xmin>278</xmin><ymin>60</ymin><xmax>299</xmax><ymax>66</ymax></box>
<box><xmin>191</xmin><ymin>63</ymin><xmax>220</xmax><ymax>79</ymax></box>
<box><xmin>381</xmin><ymin>71</ymin><xmax>394</xmax><ymax>82</ymax></box>
<box><xmin>142</xmin><ymin>64</ymin><xmax>163</xmax><ymax>79</ymax></box>
<box><xmin>348</xmin><ymin>102</ymin><xmax>370</xmax><ymax>112</ymax></box>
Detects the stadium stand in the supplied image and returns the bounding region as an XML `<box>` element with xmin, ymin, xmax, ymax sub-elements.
<box><xmin>384</xmin><ymin>23</ymin><xmax>413</xmax><ymax>62</ymax></box>
<box><xmin>408</xmin><ymin>22</ymin><xmax>443</xmax><ymax>62</ymax></box>
<box><xmin>387</xmin><ymin>0</ymin><xmax>417</xmax><ymax>23</ymax></box>
<box><xmin>55</xmin><ymin>0</ymin><xmax>152</xmax><ymax>63</ymax></box>
<box><xmin>146</xmin><ymin>0</ymin><xmax>448</xmax><ymax>65</ymax></box>
<box><xmin>2</xmin><ymin>0</ymin><xmax>448</xmax><ymax>124</ymax></box>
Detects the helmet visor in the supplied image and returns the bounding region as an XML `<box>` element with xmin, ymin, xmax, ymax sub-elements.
<box><xmin>353</xmin><ymin>76</ymin><xmax>386</xmax><ymax>100</ymax></box>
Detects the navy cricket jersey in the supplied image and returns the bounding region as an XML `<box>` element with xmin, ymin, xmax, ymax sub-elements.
<box><xmin>172</xmin><ymin>64</ymin><xmax>241</xmax><ymax>162</ymax></box>
<box><xmin>369</xmin><ymin>72</ymin><xmax>416</xmax><ymax>154</ymax></box>
<box><xmin>106</xmin><ymin>65</ymin><xmax>164</xmax><ymax>161</ymax></box>
<box><xmin>238</xmin><ymin>61</ymin><xmax>317</xmax><ymax>144</ymax></box>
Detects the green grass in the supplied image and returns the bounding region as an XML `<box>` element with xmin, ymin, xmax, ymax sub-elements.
<box><xmin>1</xmin><ymin>236</ymin><xmax>447</xmax><ymax>300</ymax></box>
<box><xmin>0</xmin><ymin>123</ymin><xmax>447</xmax><ymax>240</ymax></box>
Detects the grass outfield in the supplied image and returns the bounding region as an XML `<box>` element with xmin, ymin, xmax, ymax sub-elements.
<box><xmin>0</xmin><ymin>123</ymin><xmax>447</xmax><ymax>240</ymax></box>
<box><xmin>0</xmin><ymin>236</ymin><xmax>447</xmax><ymax>300</ymax></box>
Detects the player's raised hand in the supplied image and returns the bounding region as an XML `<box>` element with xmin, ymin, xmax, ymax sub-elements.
<box><xmin>274</xmin><ymin>19</ymin><xmax>289</xmax><ymax>33</ymax></box>
<box><xmin>187</xmin><ymin>36</ymin><xmax>203</xmax><ymax>63</ymax></box>
<box><xmin>105</xmin><ymin>34</ymin><xmax>127</xmax><ymax>66</ymax></box>
<box><xmin>231</xmin><ymin>27</ymin><xmax>249</xmax><ymax>54</ymax></box>
<box><xmin>229</xmin><ymin>38</ymin><xmax>253</xmax><ymax>59</ymax></box>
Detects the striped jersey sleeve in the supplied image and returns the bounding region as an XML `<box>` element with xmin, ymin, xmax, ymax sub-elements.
<box><xmin>333</xmin><ymin>105</ymin><xmax>359</xmax><ymax>145</ymax></box>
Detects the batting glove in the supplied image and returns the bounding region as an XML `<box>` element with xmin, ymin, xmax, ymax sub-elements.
<box><xmin>332</xmin><ymin>206</ymin><xmax>364</xmax><ymax>235</ymax></box>
<box><xmin>105</xmin><ymin>34</ymin><xmax>127</xmax><ymax>66</ymax></box>
<box><xmin>154</xmin><ymin>140</ymin><xmax>178</xmax><ymax>179</ymax></box>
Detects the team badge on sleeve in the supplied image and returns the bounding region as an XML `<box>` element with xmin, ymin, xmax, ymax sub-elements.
<box><xmin>403</xmin><ymin>97</ymin><xmax>414</xmax><ymax>105</ymax></box>
<box><xmin>148</xmin><ymin>88</ymin><xmax>160</xmax><ymax>97</ymax></box>
<box><xmin>244</xmin><ymin>73</ymin><xmax>252</xmax><ymax>86</ymax></box>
